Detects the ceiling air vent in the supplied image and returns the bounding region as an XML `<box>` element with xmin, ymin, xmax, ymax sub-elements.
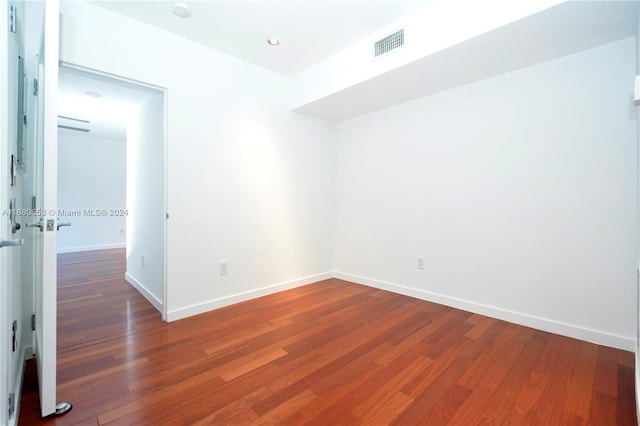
<box><xmin>374</xmin><ymin>29</ymin><xmax>404</xmax><ymax>58</ymax></box>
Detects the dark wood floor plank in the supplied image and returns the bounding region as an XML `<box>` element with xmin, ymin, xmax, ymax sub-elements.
<box><xmin>589</xmin><ymin>391</ymin><xmax>618</xmax><ymax>426</ymax></box>
<box><xmin>618</xmin><ymin>363</ymin><xmax>637</xmax><ymax>426</ymax></box>
<box><xmin>278</xmin><ymin>349</ymin><xmax>387</xmax><ymax>424</ymax></box>
<box><xmin>17</xmin><ymin>249</ymin><xmax>636</xmax><ymax>425</ymax></box>
<box><xmin>564</xmin><ymin>340</ymin><xmax>599</xmax><ymax>420</ymax></box>
<box><xmin>252</xmin><ymin>304</ymin><xmax>427</xmax><ymax>414</ymax></box>
<box><xmin>393</xmin><ymin>355</ymin><xmax>477</xmax><ymax>425</ymax></box>
<box><xmin>350</xmin><ymin>354</ymin><xmax>432</xmax><ymax>419</ymax></box>
<box><xmin>248</xmin><ymin>389</ymin><xmax>318</xmax><ymax>426</ymax></box>
<box><xmin>374</xmin><ymin>307</ymin><xmax>459</xmax><ymax>367</ymax></box>
<box><xmin>464</xmin><ymin>314</ymin><xmax>497</xmax><ymax>340</ymax></box>
<box><xmin>195</xmin><ymin>386</ymin><xmax>272</xmax><ymax>425</ymax></box>
<box><xmin>360</xmin><ymin>391</ymin><xmax>413</xmax><ymax>425</ymax></box>
<box><xmin>594</xmin><ymin>346</ymin><xmax>621</xmax><ymax>397</ymax></box>
<box><xmin>423</xmin><ymin>383</ymin><xmax>472</xmax><ymax>425</ymax></box>
<box><xmin>531</xmin><ymin>338</ymin><xmax>581</xmax><ymax>425</ymax></box>
<box><xmin>455</xmin><ymin>321</ymin><xmax>518</xmax><ymax>390</ymax></box>
<box><xmin>445</xmin><ymin>326</ymin><xmax>537</xmax><ymax>425</ymax></box>
<box><xmin>502</xmin><ymin>332</ymin><xmax>562</xmax><ymax>425</ymax></box>
<box><xmin>479</xmin><ymin>330</ymin><xmax>548</xmax><ymax>424</ymax></box>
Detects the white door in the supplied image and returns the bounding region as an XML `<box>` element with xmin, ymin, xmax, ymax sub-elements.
<box><xmin>1</xmin><ymin>3</ymin><xmax>24</xmax><ymax>424</ymax></box>
<box><xmin>2</xmin><ymin>1</ymin><xmax>32</xmax><ymax>422</ymax></box>
<box><xmin>0</xmin><ymin>4</ymin><xmax>8</xmax><ymax>419</ymax></box>
<box><xmin>32</xmin><ymin>0</ymin><xmax>59</xmax><ymax>417</ymax></box>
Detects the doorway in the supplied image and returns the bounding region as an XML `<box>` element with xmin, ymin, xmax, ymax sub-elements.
<box><xmin>57</xmin><ymin>64</ymin><xmax>167</xmax><ymax>326</ymax></box>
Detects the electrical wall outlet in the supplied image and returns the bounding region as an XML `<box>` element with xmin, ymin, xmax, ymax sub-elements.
<box><xmin>417</xmin><ymin>256</ymin><xmax>425</xmax><ymax>270</ymax></box>
<box><xmin>141</xmin><ymin>254</ymin><xmax>145</xmax><ymax>268</ymax></box>
<box><xmin>219</xmin><ymin>260</ymin><xmax>229</xmax><ymax>276</ymax></box>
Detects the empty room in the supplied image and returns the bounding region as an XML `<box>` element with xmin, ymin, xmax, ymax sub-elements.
<box><xmin>3</xmin><ymin>0</ymin><xmax>640</xmax><ymax>425</ymax></box>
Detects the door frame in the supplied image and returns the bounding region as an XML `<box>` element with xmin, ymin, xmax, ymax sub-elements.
<box><xmin>58</xmin><ymin>61</ymin><xmax>168</xmax><ymax>320</ymax></box>
<box><xmin>34</xmin><ymin>0</ymin><xmax>59</xmax><ymax>415</ymax></box>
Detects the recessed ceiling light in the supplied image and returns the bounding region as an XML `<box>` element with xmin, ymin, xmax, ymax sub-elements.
<box><xmin>85</xmin><ymin>91</ymin><xmax>102</xmax><ymax>98</ymax></box>
<box><xmin>173</xmin><ymin>2</ymin><xmax>191</xmax><ymax>18</ymax></box>
<box><xmin>267</xmin><ymin>38</ymin><xmax>280</xmax><ymax>46</ymax></box>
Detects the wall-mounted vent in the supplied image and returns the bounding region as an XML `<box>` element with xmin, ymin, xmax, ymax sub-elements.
<box><xmin>374</xmin><ymin>29</ymin><xmax>405</xmax><ymax>58</ymax></box>
<box><xmin>58</xmin><ymin>125</ymin><xmax>90</xmax><ymax>133</ymax></box>
<box><xmin>58</xmin><ymin>115</ymin><xmax>90</xmax><ymax>124</ymax></box>
<box><xmin>58</xmin><ymin>115</ymin><xmax>91</xmax><ymax>132</ymax></box>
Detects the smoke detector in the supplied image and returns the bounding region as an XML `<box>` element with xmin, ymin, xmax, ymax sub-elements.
<box><xmin>173</xmin><ymin>2</ymin><xmax>191</xmax><ymax>18</ymax></box>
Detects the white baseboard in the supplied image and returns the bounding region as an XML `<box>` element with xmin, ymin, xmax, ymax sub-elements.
<box><xmin>334</xmin><ymin>271</ymin><xmax>635</xmax><ymax>352</ymax></box>
<box><xmin>58</xmin><ymin>242</ymin><xmax>125</xmax><ymax>254</ymax></box>
<box><xmin>23</xmin><ymin>346</ymin><xmax>33</xmax><ymax>360</ymax></box>
<box><xmin>125</xmin><ymin>272</ymin><xmax>164</xmax><ymax>314</ymax></box>
<box><xmin>166</xmin><ymin>272</ymin><xmax>333</xmax><ymax>322</ymax></box>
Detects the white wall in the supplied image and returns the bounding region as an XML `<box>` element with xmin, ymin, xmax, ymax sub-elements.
<box><xmin>334</xmin><ymin>37</ymin><xmax>638</xmax><ymax>351</ymax></box>
<box><xmin>125</xmin><ymin>93</ymin><xmax>164</xmax><ymax>311</ymax></box>
<box><xmin>57</xmin><ymin>131</ymin><xmax>126</xmax><ymax>253</ymax></box>
<box><xmin>59</xmin><ymin>1</ymin><xmax>335</xmax><ymax>320</ymax></box>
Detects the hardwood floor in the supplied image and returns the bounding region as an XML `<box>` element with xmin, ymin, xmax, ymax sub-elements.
<box><xmin>19</xmin><ymin>249</ymin><xmax>637</xmax><ymax>425</ymax></box>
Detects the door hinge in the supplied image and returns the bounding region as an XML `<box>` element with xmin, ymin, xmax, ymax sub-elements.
<box><xmin>33</xmin><ymin>78</ymin><xmax>38</xmax><ymax>96</ymax></box>
<box><xmin>31</xmin><ymin>314</ymin><xmax>36</xmax><ymax>331</ymax></box>
<box><xmin>12</xmin><ymin>320</ymin><xmax>17</xmax><ymax>352</ymax></box>
<box><xmin>8</xmin><ymin>393</ymin><xmax>15</xmax><ymax>418</ymax></box>
<box><xmin>9</xmin><ymin>4</ymin><xmax>16</xmax><ymax>33</ymax></box>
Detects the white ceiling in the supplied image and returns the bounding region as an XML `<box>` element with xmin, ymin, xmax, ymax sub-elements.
<box><xmin>89</xmin><ymin>0</ymin><xmax>431</xmax><ymax>76</ymax></box>
<box><xmin>63</xmin><ymin>0</ymin><xmax>432</xmax><ymax>137</ymax></box>
<box><xmin>63</xmin><ymin>1</ymin><xmax>639</xmax><ymax>131</ymax></box>
<box><xmin>58</xmin><ymin>66</ymin><xmax>160</xmax><ymax>140</ymax></box>
<box><xmin>295</xmin><ymin>0</ymin><xmax>640</xmax><ymax>121</ymax></box>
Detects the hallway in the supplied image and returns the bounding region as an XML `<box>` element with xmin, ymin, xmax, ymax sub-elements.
<box><xmin>56</xmin><ymin>249</ymin><xmax>161</xmax><ymax>350</ymax></box>
<box><xmin>19</xmin><ymin>249</ymin><xmax>162</xmax><ymax>424</ymax></box>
